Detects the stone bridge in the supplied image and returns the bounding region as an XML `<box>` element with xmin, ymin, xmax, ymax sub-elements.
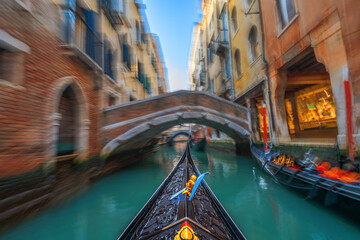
<box><xmin>101</xmin><ymin>91</ymin><xmax>251</xmax><ymax>158</ymax></box>
<box><xmin>166</xmin><ymin>130</ymin><xmax>192</xmax><ymax>146</ymax></box>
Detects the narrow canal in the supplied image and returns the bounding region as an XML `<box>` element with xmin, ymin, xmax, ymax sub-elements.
<box><xmin>2</xmin><ymin>143</ymin><xmax>360</xmax><ymax>240</ymax></box>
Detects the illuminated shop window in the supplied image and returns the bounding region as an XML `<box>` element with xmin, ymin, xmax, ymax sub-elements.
<box><xmin>286</xmin><ymin>84</ymin><xmax>337</xmax><ymax>133</ymax></box>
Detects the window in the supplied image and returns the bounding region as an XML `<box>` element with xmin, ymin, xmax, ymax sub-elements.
<box><xmin>122</xmin><ymin>43</ymin><xmax>131</xmax><ymax>70</ymax></box>
<box><xmin>62</xmin><ymin>8</ymin><xmax>75</xmax><ymax>44</ymax></box>
<box><xmin>246</xmin><ymin>0</ymin><xmax>254</xmax><ymax>8</ymax></box>
<box><xmin>277</xmin><ymin>0</ymin><xmax>296</xmax><ymax>28</ymax></box>
<box><xmin>112</xmin><ymin>0</ymin><xmax>119</xmax><ymax>12</ymax></box>
<box><xmin>209</xmin><ymin>14</ymin><xmax>214</xmax><ymax>33</ymax></box>
<box><xmin>207</xmin><ymin>43</ymin><xmax>214</xmax><ymax>64</ymax></box>
<box><xmin>248</xmin><ymin>26</ymin><xmax>258</xmax><ymax>62</ymax></box>
<box><xmin>0</xmin><ymin>30</ymin><xmax>29</xmax><ymax>86</ymax></box>
<box><xmin>120</xmin><ymin>0</ymin><xmax>125</xmax><ymax>12</ymax></box>
<box><xmin>234</xmin><ymin>49</ymin><xmax>241</xmax><ymax>77</ymax></box>
<box><xmin>225</xmin><ymin>56</ymin><xmax>231</xmax><ymax>79</ymax></box>
<box><xmin>141</xmin><ymin>30</ymin><xmax>146</xmax><ymax>44</ymax></box>
<box><xmin>220</xmin><ymin>7</ymin><xmax>229</xmax><ymax>42</ymax></box>
<box><xmin>136</xmin><ymin>21</ymin><xmax>141</xmax><ymax>42</ymax></box>
<box><xmin>108</xmin><ymin>94</ymin><xmax>116</xmax><ymax>106</ymax></box>
<box><xmin>208</xmin><ymin>78</ymin><xmax>214</xmax><ymax>93</ymax></box>
<box><xmin>231</xmin><ymin>7</ymin><xmax>238</xmax><ymax>34</ymax></box>
<box><xmin>104</xmin><ymin>40</ymin><xmax>114</xmax><ymax>79</ymax></box>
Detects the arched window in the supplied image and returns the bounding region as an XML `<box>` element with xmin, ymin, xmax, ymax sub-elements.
<box><xmin>248</xmin><ymin>26</ymin><xmax>258</xmax><ymax>62</ymax></box>
<box><xmin>234</xmin><ymin>49</ymin><xmax>241</xmax><ymax>77</ymax></box>
<box><xmin>231</xmin><ymin>7</ymin><xmax>238</xmax><ymax>34</ymax></box>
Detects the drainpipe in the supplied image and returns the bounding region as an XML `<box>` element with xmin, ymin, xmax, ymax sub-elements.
<box><xmin>258</xmin><ymin>0</ymin><xmax>276</xmax><ymax>144</ymax></box>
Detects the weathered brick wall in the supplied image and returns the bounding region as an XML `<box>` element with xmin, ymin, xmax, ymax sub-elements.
<box><xmin>0</xmin><ymin>1</ymin><xmax>101</xmax><ymax>179</ymax></box>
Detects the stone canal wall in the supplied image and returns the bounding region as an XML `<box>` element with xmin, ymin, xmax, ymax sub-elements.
<box><xmin>0</xmin><ymin>145</ymin><xmax>157</xmax><ymax>233</ymax></box>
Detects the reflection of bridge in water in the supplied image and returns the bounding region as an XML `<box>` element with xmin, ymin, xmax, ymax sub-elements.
<box><xmin>101</xmin><ymin>91</ymin><xmax>250</xmax><ymax>158</ymax></box>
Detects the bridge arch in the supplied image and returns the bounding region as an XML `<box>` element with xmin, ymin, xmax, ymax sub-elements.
<box><xmin>101</xmin><ymin>91</ymin><xmax>250</xmax><ymax>158</ymax></box>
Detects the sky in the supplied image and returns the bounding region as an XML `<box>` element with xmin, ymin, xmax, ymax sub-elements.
<box><xmin>143</xmin><ymin>0</ymin><xmax>203</xmax><ymax>92</ymax></box>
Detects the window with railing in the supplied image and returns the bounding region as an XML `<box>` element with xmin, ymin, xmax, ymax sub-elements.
<box><xmin>62</xmin><ymin>1</ymin><xmax>101</xmax><ymax>64</ymax></box>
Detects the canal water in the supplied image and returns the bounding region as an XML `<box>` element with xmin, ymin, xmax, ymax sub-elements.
<box><xmin>2</xmin><ymin>143</ymin><xmax>360</xmax><ymax>240</ymax></box>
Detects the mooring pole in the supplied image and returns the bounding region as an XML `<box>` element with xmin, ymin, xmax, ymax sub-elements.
<box><xmin>343</xmin><ymin>68</ymin><xmax>354</xmax><ymax>161</ymax></box>
<box><xmin>262</xmin><ymin>102</ymin><xmax>269</xmax><ymax>152</ymax></box>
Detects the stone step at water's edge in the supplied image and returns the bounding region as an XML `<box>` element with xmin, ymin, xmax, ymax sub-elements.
<box><xmin>0</xmin><ymin>173</ymin><xmax>50</xmax><ymax>200</ymax></box>
<box><xmin>0</xmin><ymin>184</ymin><xmax>53</xmax><ymax>213</ymax></box>
<box><xmin>0</xmin><ymin>193</ymin><xmax>52</xmax><ymax>223</ymax></box>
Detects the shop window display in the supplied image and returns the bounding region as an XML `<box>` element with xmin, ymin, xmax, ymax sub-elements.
<box><xmin>286</xmin><ymin>84</ymin><xmax>337</xmax><ymax>134</ymax></box>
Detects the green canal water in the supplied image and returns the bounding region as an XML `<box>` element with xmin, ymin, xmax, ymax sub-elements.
<box><xmin>2</xmin><ymin>143</ymin><xmax>360</xmax><ymax>240</ymax></box>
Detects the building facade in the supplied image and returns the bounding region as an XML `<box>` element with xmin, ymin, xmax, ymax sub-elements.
<box><xmin>260</xmin><ymin>0</ymin><xmax>360</xmax><ymax>157</ymax></box>
<box><xmin>0</xmin><ymin>0</ymin><xmax>167</xmax><ymax>179</ymax></box>
<box><xmin>190</xmin><ymin>0</ymin><xmax>270</xmax><ymax>142</ymax></box>
<box><xmin>228</xmin><ymin>0</ymin><xmax>269</xmax><ymax>142</ymax></box>
<box><xmin>189</xmin><ymin>0</ymin><xmax>234</xmax><ymax>99</ymax></box>
<box><xmin>190</xmin><ymin>0</ymin><xmax>360</xmax><ymax>159</ymax></box>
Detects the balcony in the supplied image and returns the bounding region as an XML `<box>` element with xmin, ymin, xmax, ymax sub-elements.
<box><xmin>214</xmin><ymin>29</ymin><xmax>229</xmax><ymax>57</ymax></box>
<box><xmin>102</xmin><ymin>0</ymin><xmax>123</xmax><ymax>25</ymax></box>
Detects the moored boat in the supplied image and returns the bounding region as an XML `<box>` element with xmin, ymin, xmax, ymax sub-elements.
<box><xmin>250</xmin><ymin>142</ymin><xmax>360</xmax><ymax>211</ymax></box>
<box><xmin>118</xmin><ymin>143</ymin><xmax>246</xmax><ymax>240</ymax></box>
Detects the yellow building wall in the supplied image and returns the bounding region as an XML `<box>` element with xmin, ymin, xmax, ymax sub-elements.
<box><xmin>228</xmin><ymin>0</ymin><xmax>266</xmax><ymax>98</ymax></box>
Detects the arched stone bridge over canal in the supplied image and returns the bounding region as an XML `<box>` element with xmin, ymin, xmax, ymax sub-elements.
<box><xmin>166</xmin><ymin>130</ymin><xmax>192</xmax><ymax>146</ymax></box>
<box><xmin>101</xmin><ymin>91</ymin><xmax>251</xmax><ymax>158</ymax></box>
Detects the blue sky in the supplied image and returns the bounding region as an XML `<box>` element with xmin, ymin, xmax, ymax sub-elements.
<box><xmin>143</xmin><ymin>0</ymin><xmax>202</xmax><ymax>91</ymax></box>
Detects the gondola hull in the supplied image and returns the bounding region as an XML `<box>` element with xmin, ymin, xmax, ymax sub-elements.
<box><xmin>250</xmin><ymin>142</ymin><xmax>360</xmax><ymax>216</ymax></box>
<box><xmin>119</xmin><ymin>143</ymin><xmax>246</xmax><ymax>240</ymax></box>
